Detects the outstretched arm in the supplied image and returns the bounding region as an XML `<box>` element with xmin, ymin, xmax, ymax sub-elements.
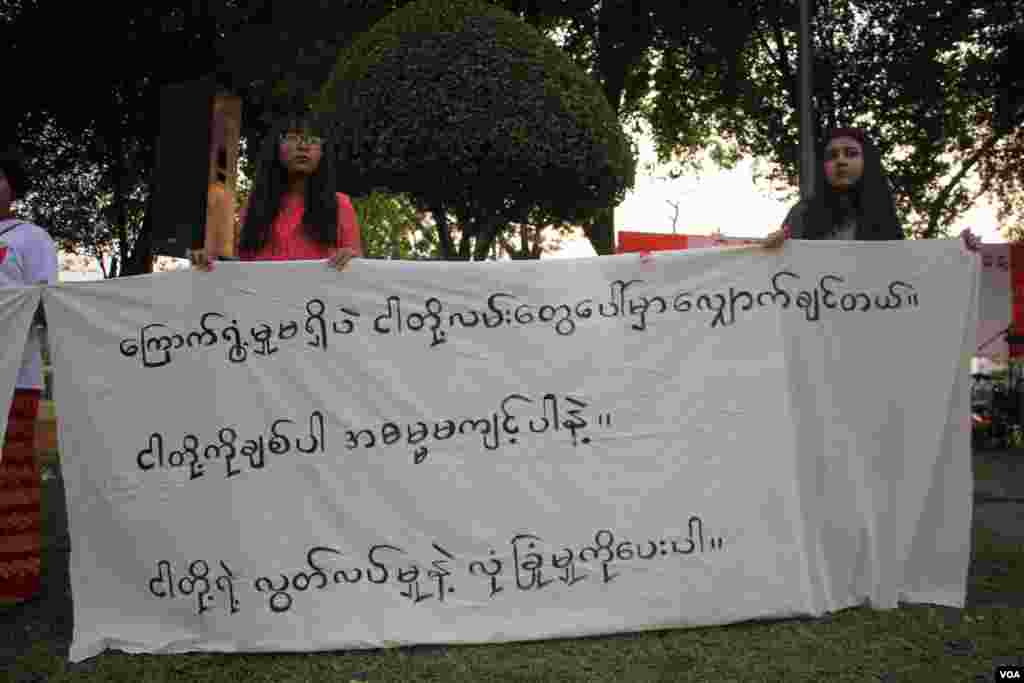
<box><xmin>327</xmin><ymin>193</ymin><xmax>363</xmax><ymax>271</ymax></box>
<box><xmin>763</xmin><ymin>201</ymin><xmax>805</xmax><ymax>250</ymax></box>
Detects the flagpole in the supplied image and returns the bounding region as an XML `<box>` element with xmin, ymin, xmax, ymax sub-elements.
<box><xmin>799</xmin><ymin>0</ymin><xmax>815</xmax><ymax>200</ymax></box>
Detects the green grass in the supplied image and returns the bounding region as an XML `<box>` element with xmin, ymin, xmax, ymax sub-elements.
<box><xmin>974</xmin><ymin>458</ymin><xmax>999</xmax><ymax>483</ymax></box>
<box><xmin>9</xmin><ymin>603</ymin><xmax>1024</xmax><ymax>682</ymax></box>
<box><xmin>973</xmin><ymin>525</ymin><xmax>1024</xmax><ymax>596</ymax></box>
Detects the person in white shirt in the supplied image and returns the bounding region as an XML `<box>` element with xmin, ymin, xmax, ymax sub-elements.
<box><xmin>0</xmin><ymin>147</ymin><xmax>57</xmax><ymax>605</ymax></box>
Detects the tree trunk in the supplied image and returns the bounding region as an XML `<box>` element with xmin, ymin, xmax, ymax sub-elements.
<box><xmin>467</xmin><ymin>204</ymin><xmax>507</xmax><ymax>260</ymax></box>
<box><xmin>457</xmin><ymin>221</ymin><xmax>473</xmax><ymax>260</ymax></box>
<box><xmin>530</xmin><ymin>224</ymin><xmax>543</xmax><ymax>258</ymax></box>
<box><xmin>580</xmin><ymin>0</ymin><xmax>650</xmax><ymax>256</ymax></box>
<box><xmin>96</xmin><ymin>248</ymin><xmax>108</xmax><ymax>279</ymax></box>
<box><xmin>584</xmin><ymin>208</ymin><xmax>616</xmax><ymax>255</ymax></box>
<box><xmin>113</xmin><ymin>130</ymin><xmax>130</xmax><ymax>278</ymax></box>
<box><xmin>472</xmin><ymin>217</ymin><xmax>505</xmax><ymax>260</ymax></box>
<box><xmin>433</xmin><ymin>203</ymin><xmax>455</xmax><ymax>259</ymax></box>
<box><xmin>124</xmin><ymin>191</ymin><xmax>155</xmax><ymax>276</ymax></box>
<box><xmin>389</xmin><ymin>218</ymin><xmax>402</xmax><ymax>259</ymax></box>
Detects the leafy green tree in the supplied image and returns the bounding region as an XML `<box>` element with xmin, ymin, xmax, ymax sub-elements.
<box><xmin>351</xmin><ymin>191</ymin><xmax>439</xmax><ymax>259</ymax></box>
<box><xmin>3</xmin><ymin>0</ymin><xmax>753</xmax><ymax>263</ymax></box>
<box><xmin>529</xmin><ymin>0</ymin><xmax>756</xmax><ymax>252</ymax></box>
<box><xmin>318</xmin><ymin>0</ymin><xmax>636</xmax><ymax>260</ymax></box>
<box><xmin>13</xmin><ymin>117</ymin><xmax>104</xmax><ymax>249</ymax></box>
<box><xmin>974</xmin><ymin>8</ymin><xmax>1024</xmax><ymax>239</ymax></box>
<box><xmin>494</xmin><ymin>204</ymin><xmax>582</xmax><ymax>259</ymax></box>
<box><xmin>20</xmin><ymin>0</ymin><xmax>1020</xmax><ymax>267</ymax></box>
<box><xmin>643</xmin><ymin>0</ymin><xmax>1024</xmax><ymax>239</ymax></box>
<box><xmin>3</xmin><ymin>2</ymin><xmax>234</xmax><ymax>275</ymax></box>
<box><xmin>218</xmin><ymin>1</ymin><xmax>415</xmax><ymax>151</ymax></box>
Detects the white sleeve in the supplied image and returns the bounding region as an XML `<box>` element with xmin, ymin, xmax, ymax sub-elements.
<box><xmin>24</xmin><ymin>227</ymin><xmax>58</xmax><ymax>285</ymax></box>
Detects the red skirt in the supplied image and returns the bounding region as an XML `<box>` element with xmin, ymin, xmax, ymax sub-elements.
<box><xmin>0</xmin><ymin>388</ymin><xmax>42</xmax><ymax>603</ymax></box>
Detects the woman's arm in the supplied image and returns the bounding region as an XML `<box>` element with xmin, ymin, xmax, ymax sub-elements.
<box><xmin>763</xmin><ymin>201</ymin><xmax>805</xmax><ymax>249</ymax></box>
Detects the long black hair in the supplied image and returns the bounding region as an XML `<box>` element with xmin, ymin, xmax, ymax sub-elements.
<box><xmin>239</xmin><ymin>113</ymin><xmax>339</xmax><ymax>253</ymax></box>
<box><xmin>801</xmin><ymin>127</ymin><xmax>903</xmax><ymax>240</ymax></box>
<box><xmin>0</xmin><ymin>147</ymin><xmax>31</xmax><ymax>201</ymax></box>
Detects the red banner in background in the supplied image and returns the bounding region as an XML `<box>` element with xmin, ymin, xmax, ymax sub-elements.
<box><xmin>616</xmin><ymin>232</ymin><xmax>688</xmax><ymax>253</ymax></box>
<box><xmin>1010</xmin><ymin>244</ymin><xmax>1024</xmax><ymax>358</ymax></box>
<box><xmin>616</xmin><ymin>231</ymin><xmax>759</xmax><ymax>254</ymax></box>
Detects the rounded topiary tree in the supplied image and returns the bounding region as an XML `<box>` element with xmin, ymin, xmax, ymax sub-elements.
<box><xmin>316</xmin><ymin>0</ymin><xmax>635</xmax><ymax>260</ymax></box>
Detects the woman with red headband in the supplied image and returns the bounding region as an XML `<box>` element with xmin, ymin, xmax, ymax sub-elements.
<box><xmin>763</xmin><ymin>127</ymin><xmax>980</xmax><ymax>250</ymax></box>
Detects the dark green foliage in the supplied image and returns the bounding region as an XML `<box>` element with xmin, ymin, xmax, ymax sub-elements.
<box><xmin>647</xmin><ymin>0</ymin><xmax>1024</xmax><ymax>239</ymax></box>
<box><xmin>352</xmin><ymin>190</ymin><xmax>439</xmax><ymax>259</ymax></box>
<box><xmin>319</xmin><ymin>0</ymin><xmax>635</xmax><ymax>259</ymax></box>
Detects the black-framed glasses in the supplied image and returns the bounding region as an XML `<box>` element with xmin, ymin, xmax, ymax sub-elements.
<box><xmin>280</xmin><ymin>133</ymin><xmax>323</xmax><ymax>146</ymax></box>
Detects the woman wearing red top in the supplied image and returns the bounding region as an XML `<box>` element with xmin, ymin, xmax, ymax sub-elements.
<box><xmin>190</xmin><ymin>113</ymin><xmax>362</xmax><ymax>270</ymax></box>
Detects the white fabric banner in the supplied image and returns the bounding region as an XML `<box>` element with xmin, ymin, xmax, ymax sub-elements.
<box><xmin>38</xmin><ymin>240</ymin><xmax>976</xmax><ymax>662</ymax></box>
<box><xmin>0</xmin><ymin>286</ymin><xmax>42</xmax><ymax>459</ymax></box>
<box><xmin>686</xmin><ymin>235</ymin><xmax>760</xmax><ymax>249</ymax></box>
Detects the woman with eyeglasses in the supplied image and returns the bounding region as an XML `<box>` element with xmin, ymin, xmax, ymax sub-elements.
<box><xmin>190</xmin><ymin>113</ymin><xmax>362</xmax><ymax>271</ymax></box>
